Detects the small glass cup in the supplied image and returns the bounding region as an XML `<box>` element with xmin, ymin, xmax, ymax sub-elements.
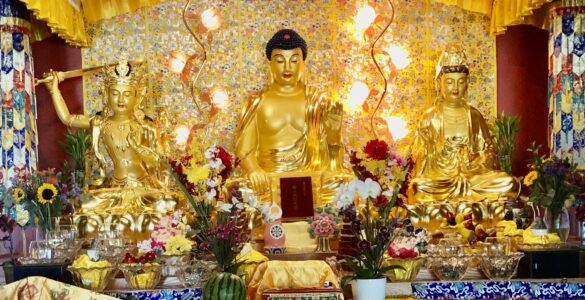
<box><xmin>439</xmin><ymin>238</ymin><xmax>464</xmax><ymax>257</ymax></box>
<box><xmin>485</xmin><ymin>236</ymin><xmax>511</xmax><ymax>256</ymax></box>
<box><xmin>29</xmin><ymin>240</ymin><xmax>54</xmax><ymax>261</ymax></box>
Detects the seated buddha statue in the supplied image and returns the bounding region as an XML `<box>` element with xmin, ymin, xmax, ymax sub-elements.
<box><xmin>411</xmin><ymin>46</ymin><xmax>520</xmax><ymax>203</ymax></box>
<box><xmin>43</xmin><ymin>57</ymin><xmax>180</xmax><ymax>214</ymax></box>
<box><xmin>235</xmin><ymin>29</ymin><xmax>349</xmax><ymax>207</ymax></box>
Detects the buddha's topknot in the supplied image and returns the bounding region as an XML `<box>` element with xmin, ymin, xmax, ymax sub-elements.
<box><xmin>266</xmin><ymin>29</ymin><xmax>307</xmax><ymax>61</ymax></box>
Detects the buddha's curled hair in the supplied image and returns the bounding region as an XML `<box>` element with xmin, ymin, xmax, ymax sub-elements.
<box><xmin>266</xmin><ymin>29</ymin><xmax>307</xmax><ymax>61</ymax></box>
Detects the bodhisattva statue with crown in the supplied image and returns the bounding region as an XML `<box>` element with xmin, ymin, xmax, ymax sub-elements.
<box><xmin>235</xmin><ymin>29</ymin><xmax>350</xmax><ymax>207</ymax></box>
<box><xmin>411</xmin><ymin>46</ymin><xmax>520</xmax><ymax>203</ymax></box>
<box><xmin>43</xmin><ymin>58</ymin><xmax>180</xmax><ymax>214</ymax></box>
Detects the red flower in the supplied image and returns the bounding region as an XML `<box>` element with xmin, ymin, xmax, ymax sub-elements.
<box><xmin>216</xmin><ymin>146</ymin><xmax>233</xmax><ymax>171</ymax></box>
<box><xmin>373</xmin><ymin>195</ymin><xmax>388</xmax><ymax>208</ymax></box>
<box><xmin>363</xmin><ymin>139</ymin><xmax>389</xmax><ymax>160</ymax></box>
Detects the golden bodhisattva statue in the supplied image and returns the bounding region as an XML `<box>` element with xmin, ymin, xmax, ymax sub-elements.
<box><xmin>44</xmin><ymin>58</ymin><xmax>180</xmax><ymax>214</ymax></box>
<box><xmin>235</xmin><ymin>29</ymin><xmax>348</xmax><ymax>206</ymax></box>
<box><xmin>412</xmin><ymin>46</ymin><xmax>520</xmax><ymax>203</ymax></box>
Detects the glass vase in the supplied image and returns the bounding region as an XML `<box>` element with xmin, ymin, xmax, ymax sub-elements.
<box><xmin>544</xmin><ymin>208</ymin><xmax>570</xmax><ymax>242</ymax></box>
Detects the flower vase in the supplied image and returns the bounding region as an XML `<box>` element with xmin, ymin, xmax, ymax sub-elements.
<box><xmin>351</xmin><ymin>278</ymin><xmax>386</xmax><ymax>300</ymax></box>
<box><xmin>544</xmin><ymin>208</ymin><xmax>570</xmax><ymax>242</ymax></box>
<box><xmin>263</xmin><ymin>220</ymin><xmax>286</xmax><ymax>254</ymax></box>
<box><xmin>315</xmin><ymin>236</ymin><xmax>331</xmax><ymax>253</ymax></box>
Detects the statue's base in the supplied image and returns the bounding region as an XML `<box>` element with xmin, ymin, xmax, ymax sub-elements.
<box><xmin>73</xmin><ymin>212</ymin><xmax>168</xmax><ymax>243</ymax></box>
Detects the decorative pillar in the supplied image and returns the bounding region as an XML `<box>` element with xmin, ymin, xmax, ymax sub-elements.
<box><xmin>0</xmin><ymin>0</ymin><xmax>38</xmax><ymax>186</ymax></box>
<box><xmin>548</xmin><ymin>5</ymin><xmax>585</xmax><ymax>167</ymax></box>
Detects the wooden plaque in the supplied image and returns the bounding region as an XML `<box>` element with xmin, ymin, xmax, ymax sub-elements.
<box><xmin>279</xmin><ymin>176</ymin><xmax>314</xmax><ymax>219</ymax></box>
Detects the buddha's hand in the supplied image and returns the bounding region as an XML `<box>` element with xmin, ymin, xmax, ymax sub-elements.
<box><xmin>42</xmin><ymin>70</ymin><xmax>64</xmax><ymax>92</ymax></box>
<box><xmin>325</xmin><ymin>102</ymin><xmax>343</xmax><ymax>143</ymax></box>
<box><xmin>248</xmin><ymin>169</ymin><xmax>271</xmax><ymax>194</ymax></box>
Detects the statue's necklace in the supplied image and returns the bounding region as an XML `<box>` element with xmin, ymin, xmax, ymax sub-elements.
<box><xmin>105</xmin><ymin>119</ymin><xmax>132</xmax><ymax>152</ymax></box>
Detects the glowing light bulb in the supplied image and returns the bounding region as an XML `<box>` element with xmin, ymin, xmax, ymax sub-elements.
<box><xmin>168</xmin><ymin>51</ymin><xmax>187</xmax><ymax>74</ymax></box>
<box><xmin>354</xmin><ymin>5</ymin><xmax>376</xmax><ymax>31</ymax></box>
<box><xmin>385</xmin><ymin>116</ymin><xmax>408</xmax><ymax>140</ymax></box>
<box><xmin>174</xmin><ymin>124</ymin><xmax>190</xmax><ymax>146</ymax></box>
<box><xmin>387</xmin><ymin>45</ymin><xmax>412</xmax><ymax>70</ymax></box>
<box><xmin>346</xmin><ymin>81</ymin><xmax>369</xmax><ymax>113</ymax></box>
<box><xmin>201</xmin><ymin>8</ymin><xmax>221</xmax><ymax>31</ymax></box>
<box><xmin>211</xmin><ymin>88</ymin><xmax>229</xmax><ymax>108</ymax></box>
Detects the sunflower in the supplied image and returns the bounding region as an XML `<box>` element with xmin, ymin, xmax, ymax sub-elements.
<box><xmin>523</xmin><ymin>170</ymin><xmax>539</xmax><ymax>186</ymax></box>
<box><xmin>37</xmin><ymin>183</ymin><xmax>58</xmax><ymax>204</ymax></box>
<box><xmin>13</xmin><ymin>188</ymin><xmax>25</xmax><ymax>203</ymax></box>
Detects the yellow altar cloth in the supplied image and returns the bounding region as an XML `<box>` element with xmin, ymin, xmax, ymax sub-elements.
<box><xmin>0</xmin><ymin>276</ymin><xmax>116</xmax><ymax>300</ymax></box>
<box><xmin>247</xmin><ymin>260</ymin><xmax>338</xmax><ymax>300</ymax></box>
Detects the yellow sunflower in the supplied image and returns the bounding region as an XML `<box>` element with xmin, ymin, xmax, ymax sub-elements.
<box><xmin>13</xmin><ymin>188</ymin><xmax>25</xmax><ymax>203</ymax></box>
<box><xmin>523</xmin><ymin>171</ymin><xmax>539</xmax><ymax>186</ymax></box>
<box><xmin>37</xmin><ymin>183</ymin><xmax>58</xmax><ymax>204</ymax></box>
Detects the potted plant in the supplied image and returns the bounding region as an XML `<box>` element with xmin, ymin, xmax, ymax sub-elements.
<box><xmin>336</xmin><ymin>139</ymin><xmax>411</xmax><ymax>300</ymax></box>
<box><xmin>491</xmin><ymin>113</ymin><xmax>520</xmax><ymax>174</ymax></box>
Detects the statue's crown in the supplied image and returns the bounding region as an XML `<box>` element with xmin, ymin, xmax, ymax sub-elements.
<box><xmin>436</xmin><ymin>45</ymin><xmax>468</xmax><ymax>78</ymax></box>
<box><xmin>104</xmin><ymin>55</ymin><xmax>139</xmax><ymax>88</ymax></box>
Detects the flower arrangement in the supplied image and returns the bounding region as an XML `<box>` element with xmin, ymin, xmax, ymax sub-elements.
<box><xmin>135</xmin><ymin>210</ymin><xmax>194</xmax><ymax>256</ymax></box>
<box><xmin>307</xmin><ymin>206</ymin><xmax>340</xmax><ymax>238</ymax></box>
<box><xmin>387</xmin><ymin>220</ymin><xmax>430</xmax><ymax>259</ymax></box>
<box><xmin>524</xmin><ymin>143</ymin><xmax>577</xmax><ymax>231</ymax></box>
<box><xmin>6</xmin><ymin>169</ymin><xmax>79</xmax><ymax>232</ymax></box>
<box><xmin>169</xmin><ymin>138</ymin><xmax>237</xmax><ymax>233</ymax></box>
<box><xmin>169</xmin><ymin>134</ymin><xmax>247</xmax><ymax>274</ymax></box>
<box><xmin>336</xmin><ymin>139</ymin><xmax>411</xmax><ymax>281</ymax></box>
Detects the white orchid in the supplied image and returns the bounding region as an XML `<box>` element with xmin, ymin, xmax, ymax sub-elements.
<box><xmin>217</xmin><ymin>197</ymin><xmax>244</xmax><ymax>213</ymax></box>
<box><xmin>209</xmin><ymin>158</ymin><xmax>223</xmax><ymax>170</ymax></box>
<box><xmin>207</xmin><ymin>177</ymin><xmax>219</xmax><ymax>188</ymax></box>
<box><xmin>335</xmin><ymin>184</ymin><xmax>355</xmax><ymax>210</ymax></box>
<box><xmin>357</xmin><ymin>178</ymin><xmax>381</xmax><ymax>199</ymax></box>
<box><xmin>347</xmin><ymin>179</ymin><xmax>363</xmax><ymax>194</ymax></box>
<box><xmin>382</xmin><ymin>187</ymin><xmax>395</xmax><ymax>198</ymax></box>
<box><xmin>205</xmin><ymin>188</ymin><xmax>217</xmax><ymax>202</ymax></box>
<box><xmin>262</xmin><ymin>203</ymin><xmax>283</xmax><ymax>222</ymax></box>
<box><xmin>204</xmin><ymin>147</ymin><xmax>216</xmax><ymax>159</ymax></box>
<box><xmin>243</xmin><ymin>191</ymin><xmax>258</xmax><ymax>208</ymax></box>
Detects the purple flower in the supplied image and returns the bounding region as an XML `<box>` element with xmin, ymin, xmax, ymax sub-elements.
<box><xmin>357</xmin><ymin>240</ymin><xmax>370</xmax><ymax>249</ymax></box>
<box><xmin>199</xmin><ymin>241</ymin><xmax>210</xmax><ymax>251</ymax></box>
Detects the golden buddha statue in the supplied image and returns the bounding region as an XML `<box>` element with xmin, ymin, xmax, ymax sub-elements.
<box><xmin>411</xmin><ymin>46</ymin><xmax>520</xmax><ymax>203</ymax></box>
<box><xmin>235</xmin><ymin>29</ymin><xmax>348</xmax><ymax>206</ymax></box>
<box><xmin>43</xmin><ymin>58</ymin><xmax>180</xmax><ymax>214</ymax></box>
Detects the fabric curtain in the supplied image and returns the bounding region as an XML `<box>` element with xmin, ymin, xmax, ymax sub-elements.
<box><xmin>81</xmin><ymin>0</ymin><xmax>162</xmax><ymax>23</ymax></box>
<box><xmin>435</xmin><ymin>0</ymin><xmax>555</xmax><ymax>35</ymax></box>
<box><xmin>0</xmin><ymin>0</ymin><xmax>39</xmax><ymax>186</ymax></box>
<box><xmin>19</xmin><ymin>0</ymin><xmax>88</xmax><ymax>47</ymax></box>
<box><xmin>548</xmin><ymin>3</ymin><xmax>585</xmax><ymax>167</ymax></box>
<box><xmin>434</xmin><ymin>0</ymin><xmax>493</xmax><ymax>16</ymax></box>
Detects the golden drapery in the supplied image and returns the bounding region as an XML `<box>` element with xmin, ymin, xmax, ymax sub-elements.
<box><xmin>19</xmin><ymin>0</ymin><xmax>88</xmax><ymax>46</ymax></box>
<box><xmin>435</xmin><ymin>0</ymin><xmax>555</xmax><ymax>35</ymax></box>
<box><xmin>81</xmin><ymin>0</ymin><xmax>162</xmax><ymax>23</ymax></box>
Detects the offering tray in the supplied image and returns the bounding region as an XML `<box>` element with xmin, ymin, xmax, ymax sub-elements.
<box><xmin>517</xmin><ymin>242</ymin><xmax>563</xmax><ymax>251</ymax></box>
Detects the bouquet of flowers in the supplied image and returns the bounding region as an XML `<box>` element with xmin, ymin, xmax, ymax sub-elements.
<box><xmin>524</xmin><ymin>143</ymin><xmax>577</xmax><ymax>231</ymax></box>
<box><xmin>169</xmin><ymin>135</ymin><xmax>238</xmax><ymax>235</ymax></box>
<box><xmin>135</xmin><ymin>210</ymin><xmax>194</xmax><ymax>256</ymax></box>
<box><xmin>335</xmin><ymin>139</ymin><xmax>411</xmax><ymax>281</ymax></box>
<box><xmin>169</xmin><ymin>133</ymin><xmax>247</xmax><ymax>274</ymax></box>
<box><xmin>7</xmin><ymin>169</ymin><xmax>77</xmax><ymax>234</ymax></box>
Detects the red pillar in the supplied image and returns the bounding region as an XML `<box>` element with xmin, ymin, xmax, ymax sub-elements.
<box><xmin>31</xmin><ymin>36</ymin><xmax>83</xmax><ymax>170</ymax></box>
<box><xmin>496</xmin><ymin>25</ymin><xmax>550</xmax><ymax>177</ymax></box>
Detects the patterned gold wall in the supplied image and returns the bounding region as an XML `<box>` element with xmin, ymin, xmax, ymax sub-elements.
<box><xmin>82</xmin><ymin>0</ymin><xmax>495</xmax><ymax>156</ymax></box>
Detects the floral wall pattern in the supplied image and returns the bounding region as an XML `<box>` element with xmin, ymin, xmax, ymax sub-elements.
<box><xmin>81</xmin><ymin>0</ymin><xmax>495</xmax><ymax>158</ymax></box>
